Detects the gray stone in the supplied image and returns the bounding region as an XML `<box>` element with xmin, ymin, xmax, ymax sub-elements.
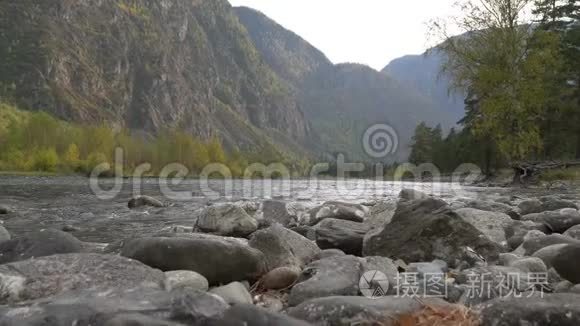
<box><xmin>314</xmin><ymin>249</ymin><xmax>346</xmax><ymax>260</ymax></box>
<box><xmin>254</xmin><ymin>293</ymin><xmax>285</xmax><ymax>313</ymax></box>
<box><xmin>518</xmin><ymin>199</ymin><xmax>544</xmax><ymax>215</ymax></box>
<box><xmin>564</xmin><ymin>224</ymin><xmax>580</xmax><ymax>240</ymax></box>
<box><xmin>164</xmin><ymin>270</ymin><xmax>209</xmax><ymax>292</ymax></box>
<box><xmin>456</xmin><ymin>266</ymin><xmax>530</xmax><ymax>306</ymax></box>
<box><xmin>249</xmin><ymin>224</ymin><xmax>320</xmax><ymax>272</ymax></box>
<box><xmin>363</xmin><ymin>197</ymin><xmax>504</xmax><ymax>268</ymax></box>
<box><xmin>290</xmin><ymin>226</ymin><xmax>316</xmax><ymax>241</ymax></box>
<box><xmin>399</xmin><ymin>189</ymin><xmax>429</xmax><ymax>201</ymax></box>
<box><xmin>505</xmin><ymin>220</ymin><xmax>547</xmax><ymax>250</ymax></box>
<box><xmin>407</xmin><ymin>260</ymin><xmax>448</xmax><ymax>276</ymax></box>
<box><xmin>532</xmin><ymin>244</ymin><xmax>569</xmax><ymax>268</ymax></box>
<box><xmin>128</xmin><ymin>195</ymin><xmax>165</xmax><ymax>209</ymax></box>
<box><xmin>478</xmin><ymin>293</ymin><xmax>580</xmax><ymax>326</ymax></box>
<box><xmin>518</xmin><ymin>233</ymin><xmax>580</xmax><ymax>256</ymax></box>
<box><xmin>314</xmin><ymin>218</ymin><xmax>370</xmax><ymax>256</ymax></box>
<box><xmin>519</xmin><ymin>197</ymin><xmax>578</xmax><ymax>215</ymax></box>
<box><xmin>552</xmin><ymin>244</ymin><xmax>580</xmax><ymax>284</ymax></box>
<box><xmin>455</xmin><ymin>208</ymin><xmax>512</xmax><ymax>244</ymax></box>
<box><xmin>217</xmin><ymin>304</ymin><xmax>311</xmax><ymax>326</ymax></box>
<box><xmin>288</xmin><ymin>296</ymin><xmax>452</xmax><ymax>326</ymax></box>
<box><xmin>461</xmin><ymin>199</ymin><xmax>517</xmax><ymax>216</ymax></box>
<box><xmin>0</xmin><ymin>225</ymin><xmax>10</xmax><ymax>243</ymax></box>
<box><xmin>522</xmin><ymin>208</ymin><xmax>580</xmax><ymax>233</ymax></box>
<box><xmin>195</xmin><ymin>204</ymin><xmax>258</xmax><ymax>237</ymax></box>
<box><xmin>210</xmin><ymin>282</ymin><xmax>253</xmax><ymax>304</ymax></box>
<box><xmin>0</xmin><ymin>253</ymin><xmax>165</xmax><ymax>304</ymax></box>
<box><xmin>0</xmin><ymin>229</ymin><xmax>85</xmax><ymax>264</ymax></box>
<box><xmin>288</xmin><ymin>255</ymin><xmax>361</xmax><ymax>306</ymax></box>
<box><xmin>359</xmin><ymin>256</ymin><xmax>399</xmax><ymax>295</ymax></box>
<box><xmin>261</xmin><ymin>200</ymin><xmax>299</xmax><ymax>227</ymax></box>
<box><xmin>120</xmin><ymin>235</ymin><xmax>265</xmax><ymax>285</ymax></box>
<box><xmin>364</xmin><ymin>200</ymin><xmax>396</xmax><ymax>228</ymax></box>
<box><xmin>508</xmin><ymin>257</ymin><xmax>548</xmax><ymax>274</ymax></box>
<box><xmin>308</xmin><ymin>201</ymin><xmax>368</xmax><ymax>226</ymax></box>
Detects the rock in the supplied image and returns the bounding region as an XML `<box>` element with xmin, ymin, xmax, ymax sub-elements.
<box><xmin>499</xmin><ymin>253</ymin><xmax>520</xmax><ymax>266</ymax></box>
<box><xmin>216</xmin><ymin>304</ymin><xmax>311</xmax><ymax>326</ymax></box>
<box><xmin>0</xmin><ymin>288</ymin><xmax>227</xmax><ymax>326</ymax></box>
<box><xmin>288</xmin><ymin>255</ymin><xmax>361</xmax><ymax>306</ymax></box>
<box><xmin>518</xmin><ymin>233</ymin><xmax>580</xmax><ymax>256</ymax></box>
<box><xmin>455</xmin><ymin>208</ymin><xmax>513</xmax><ymax>244</ymax></box>
<box><xmin>564</xmin><ymin>224</ymin><xmax>580</xmax><ymax>240</ymax></box>
<box><xmin>518</xmin><ymin>199</ymin><xmax>544</xmax><ymax>215</ymax></box>
<box><xmin>249</xmin><ymin>224</ymin><xmax>320</xmax><ymax>272</ymax></box>
<box><xmin>552</xmin><ymin>245</ymin><xmax>580</xmax><ymax>284</ymax></box>
<box><xmin>522</xmin><ymin>208</ymin><xmax>580</xmax><ymax>233</ymax></box>
<box><xmin>505</xmin><ymin>220</ymin><xmax>547</xmax><ymax>250</ymax></box>
<box><xmin>554</xmin><ymin>281</ymin><xmax>574</xmax><ymax>293</ymax></box>
<box><xmin>128</xmin><ymin>195</ymin><xmax>165</xmax><ymax>209</ymax></box>
<box><xmin>254</xmin><ymin>293</ymin><xmax>285</xmax><ymax>313</ymax></box>
<box><xmin>258</xmin><ymin>266</ymin><xmax>301</xmax><ymax>291</ymax></box>
<box><xmin>0</xmin><ymin>229</ymin><xmax>85</xmax><ymax>264</ymax></box>
<box><xmin>314</xmin><ymin>218</ymin><xmax>370</xmax><ymax>256</ymax></box>
<box><xmin>571</xmin><ymin>285</ymin><xmax>580</xmax><ymax>294</ymax></box>
<box><xmin>164</xmin><ymin>270</ymin><xmax>209</xmax><ymax>292</ymax></box>
<box><xmin>478</xmin><ymin>293</ymin><xmax>580</xmax><ymax>326</ymax></box>
<box><xmin>210</xmin><ymin>282</ymin><xmax>253</xmax><ymax>305</ymax></box>
<box><xmin>363</xmin><ymin>197</ymin><xmax>504</xmax><ymax>268</ymax></box>
<box><xmin>195</xmin><ymin>204</ymin><xmax>258</xmax><ymax>237</ymax></box>
<box><xmin>406</xmin><ymin>260</ymin><xmax>448</xmax><ymax>276</ymax></box>
<box><xmin>364</xmin><ymin>200</ymin><xmax>396</xmax><ymax>228</ymax></box>
<box><xmin>61</xmin><ymin>224</ymin><xmax>82</xmax><ymax>233</ymax></box>
<box><xmin>314</xmin><ymin>249</ymin><xmax>346</xmax><ymax>260</ymax></box>
<box><xmin>0</xmin><ymin>253</ymin><xmax>165</xmax><ymax>304</ymax></box>
<box><xmin>290</xmin><ymin>226</ymin><xmax>316</xmax><ymax>241</ymax></box>
<box><xmin>0</xmin><ymin>225</ymin><xmax>10</xmax><ymax>242</ymax></box>
<box><xmin>540</xmin><ymin>196</ymin><xmax>578</xmax><ymax>212</ymax></box>
<box><xmin>508</xmin><ymin>257</ymin><xmax>548</xmax><ymax>274</ymax></box>
<box><xmin>308</xmin><ymin>201</ymin><xmax>368</xmax><ymax>226</ymax></box>
<box><xmin>0</xmin><ymin>206</ymin><xmax>9</xmax><ymax>214</ymax></box>
<box><xmin>288</xmin><ymin>296</ymin><xmax>452</xmax><ymax>326</ymax></box>
<box><xmin>261</xmin><ymin>200</ymin><xmax>299</xmax><ymax>227</ymax></box>
<box><xmin>120</xmin><ymin>235</ymin><xmax>265</xmax><ymax>285</ymax></box>
<box><xmin>399</xmin><ymin>189</ymin><xmax>429</xmax><ymax>201</ymax></box>
<box><xmin>532</xmin><ymin>244</ymin><xmax>569</xmax><ymax>268</ymax></box>
<box><xmin>461</xmin><ymin>199</ymin><xmax>517</xmax><ymax>216</ymax></box>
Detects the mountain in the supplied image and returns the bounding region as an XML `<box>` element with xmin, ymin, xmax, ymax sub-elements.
<box><xmin>0</xmin><ymin>0</ymin><xmax>311</xmax><ymax>155</ymax></box>
<box><xmin>235</xmin><ymin>7</ymin><xmax>455</xmax><ymax>161</ymax></box>
<box><xmin>383</xmin><ymin>51</ymin><xmax>466</xmax><ymax>122</ymax></box>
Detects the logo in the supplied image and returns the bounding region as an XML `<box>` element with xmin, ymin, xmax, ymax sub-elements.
<box><xmin>362</xmin><ymin>124</ymin><xmax>399</xmax><ymax>158</ymax></box>
<box><xmin>359</xmin><ymin>270</ymin><xmax>389</xmax><ymax>298</ymax></box>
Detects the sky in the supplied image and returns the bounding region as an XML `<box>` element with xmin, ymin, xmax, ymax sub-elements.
<box><xmin>228</xmin><ymin>0</ymin><xmax>459</xmax><ymax>70</ymax></box>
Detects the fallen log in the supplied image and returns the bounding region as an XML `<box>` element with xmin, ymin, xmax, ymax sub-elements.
<box><xmin>512</xmin><ymin>160</ymin><xmax>580</xmax><ymax>185</ymax></box>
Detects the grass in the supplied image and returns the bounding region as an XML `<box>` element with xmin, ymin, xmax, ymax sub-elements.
<box><xmin>540</xmin><ymin>166</ymin><xmax>580</xmax><ymax>182</ymax></box>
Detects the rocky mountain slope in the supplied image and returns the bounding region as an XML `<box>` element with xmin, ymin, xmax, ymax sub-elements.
<box><xmin>383</xmin><ymin>51</ymin><xmax>466</xmax><ymax>122</ymax></box>
<box><xmin>235</xmin><ymin>6</ymin><xmax>456</xmax><ymax>161</ymax></box>
<box><xmin>0</xmin><ymin>0</ymin><xmax>310</xmax><ymax>154</ymax></box>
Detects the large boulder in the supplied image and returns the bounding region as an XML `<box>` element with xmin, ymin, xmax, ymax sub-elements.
<box><xmin>563</xmin><ymin>224</ymin><xmax>580</xmax><ymax>240</ymax></box>
<box><xmin>120</xmin><ymin>235</ymin><xmax>265</xmax><ymax>285</ymax></box>
<box><xmin>455</xmin><ymin>208</ymin><xmax>512</xmax><ymax>244</ymax></box>
<box><xmin>209</xmin><ymin>282</ymin><xmax>253</xmax><ymax>305</ymax></box>
<box><xmin>532</xmin><ymin>244</ymin><xmax>569</xmax><ymax>268</ymax></box>
<box><xmin>460</xmin><ymin>199</ymin><xmax>517</xmax><ymax>217</ymax></box>
<box><xmin>308</xmin><ymin>201</ymin><xmax>368</xmax><ymax>226</ymax></box>
<box><xmin>0</xmin><ymin>229</ymin><xmax>85</xmax><ymax>264</ymax></box>
<box><xmin>249</xmin><ymin>224</ymin><xmax>320</xmax><ymax>272</ymax></box>
<box><xmin>364</xmin><ymin>200</ymin><xmax>397</xmax><ymax>228</ymax></box>
<box><xmin>505</xmin><ymin>220</ymin><xmax>547</xmax><ymax>250</ymax></box>
<box><xmin>288</xmin><ymin>296</ymin><xmax>454</xmax><ymax>326</ymax></box>
<box><xmin>164</xmin><ymin>270</ymin><xmax>209</xmax><ymax>292</ymax></box>
<box><xmin>288</xmin><ymin>255</ymin><xmax>361</xmax><ymax>306</ymax></box>
<box><xmin>314</xmin><ymin>218</ymin><xmax>371</xmax><ymax>256</ymax></box>
<box><xmin>0</xmin><ymin>287</ymin><xmax>227</xmax><ymax>326</ymax></box>
<box><xmin>363</xmin><ymin>197</ymin><xmax>504</xmax><ymax>268</ymax></box>
<box><xmin>0</xmin><ymin>253</ymin><xmax>165</xmax><ymax>304</ymax></box>
<box><xmin>194</xmin><ymin>204</ymin><xmax>258</xmax><ymax>237</ymax></box>
<box><xmin>518</xmin><ymin>197</ymin><xmax>578</xmax><ymax>215</ymax></box>
<box><xmin>456</xmin><ymin>265</ymin><xmax>530</xmax><ymax>306</ymax></box>
<box><xmin>522</xmin><ymin>208</ymin><xmax>580</xmax><ymax>233</ymax></box>
<box><xmin>552</xmin><ymin>244</ymin><xmax>580</xmax><ymax>284</ymax></box>
<box><xmin>478</xmin><ymin>293</ymin><xmax>580</xmax><ymax>326</ymax></box>
<box><xmin>516</xmin><ymin>233</ymin><xmax>580</xmax><ymax>256</ymax></box>
<box><xmin>261</xmin><ymin>200</ymin><xmax>307</xmax><ymax>227</ymax></box>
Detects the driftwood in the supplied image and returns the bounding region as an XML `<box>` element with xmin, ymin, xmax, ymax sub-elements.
<box><xmin>512</xmin><ymin>160</ymin><xmax>580</xmax><ymax>184</ymax></box>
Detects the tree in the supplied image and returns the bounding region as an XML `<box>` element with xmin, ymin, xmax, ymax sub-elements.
<box><xmin>64</xmin><ymin>143</ymin><xmax>81</xmax><ymax>168</ymax></box>
<box><xmin>409</xmin><ymin>122</ymin><xmax>435</xmax><ymax>165</ymax></box>
<box><xmin>206</xmin><ymin>137</ymin><xmax>226</xmax><ymax>164</ymax></box>
<box><xmin>431</xmin><ymin>0</ymin><xmax>563</xmax><ymax>161</ymax></box>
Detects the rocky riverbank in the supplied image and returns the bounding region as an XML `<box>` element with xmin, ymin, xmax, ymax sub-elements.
<box><xmin>1</xmin><ymin>190</ymin><xmax>580</xmax><ymax>325</ymax></box>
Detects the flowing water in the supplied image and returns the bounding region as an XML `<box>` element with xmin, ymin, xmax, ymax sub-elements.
<box><xmin>0</xmin><ymin>176</ymin><xmax>578</xmax><ymax>243</ymax></box>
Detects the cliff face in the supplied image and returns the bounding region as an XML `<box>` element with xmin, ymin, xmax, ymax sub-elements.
<box><xmin>235</xmin><ymin>7</ymin><xmax>455</xmax><ymax>161</ymax></box>
<box><xmin>0</xmin><ymin>0</ymin><xmax>310</xmax><ymax>151</ymax></box>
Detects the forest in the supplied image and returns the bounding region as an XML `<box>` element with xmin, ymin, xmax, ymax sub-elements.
<box><xmin>409</xmin><ymin>0</ymin><xmax>580</xmax><ymax>177</ymax></box>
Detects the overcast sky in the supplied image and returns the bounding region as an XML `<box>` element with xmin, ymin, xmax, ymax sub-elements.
<box><xmin>228</xmin><ymin>0</ymin><xmax>459</xmax><ymax>70</ymax></box>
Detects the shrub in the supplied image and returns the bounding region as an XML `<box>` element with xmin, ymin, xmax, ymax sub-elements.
<box><xmin>32</xmin><ymin>148</ymin><xmax>59</xmax><ymax>172</ymax></box>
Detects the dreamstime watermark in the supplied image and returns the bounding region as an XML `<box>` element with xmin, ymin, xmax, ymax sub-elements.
<box><xmin>88</xmin><ymin>124</ymin><xmax>484</xmax><ymax>201</ymax></box>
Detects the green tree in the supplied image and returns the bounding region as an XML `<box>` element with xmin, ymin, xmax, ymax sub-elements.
<box><xmin>63</xmin><ymin>143</ymin><xmax>81</xmax><ymax>168</ymax></box>
<box><xmin>432</xmin><ymin>0</ymin><xmax>563</xmax><ymax>161</ymax></box>
<box><xmin>206</xmin><ymin>137</ymin><xmax>226</xmax><ymax>163</ymax></box>
<box><xmin>32</xmin><ymin>148</ymin><xmax>59</xmax><ymax>172</ymax></box>
<box><xmin>409</xmin><ymin>122</ymin><xmax>434</xmax><ymax>165</ymax></box>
